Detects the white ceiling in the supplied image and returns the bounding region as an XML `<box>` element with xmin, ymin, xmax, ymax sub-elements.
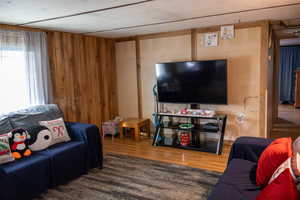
<box><xmin>1</xmin><ymin>0</ymin><xmax>300</xmax><ymax>38</ymax></box>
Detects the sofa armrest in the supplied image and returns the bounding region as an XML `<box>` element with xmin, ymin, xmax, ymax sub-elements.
<box><xmin>228</xmin><ymin>137</ymin><xmax>273</xmax><ymax>165</ymax></box>
<box><xmin>65</xmin><ymin>122</ymin><xmax>103</xmax><ymax>169</ymax></box>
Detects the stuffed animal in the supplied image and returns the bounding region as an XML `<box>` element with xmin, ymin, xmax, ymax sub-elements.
<box><xmin>8</xmin><ymin>128</ymin><xmax>32</xmax><ymax>159</ymax></box>
<box><xmin>27</xmin><ymin>125</ymin><xmax>53</xmax><ymax>151</ymax></box>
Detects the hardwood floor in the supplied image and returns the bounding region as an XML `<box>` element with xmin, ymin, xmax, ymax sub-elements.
<box><xmin>103</xmin><ymin>137</ymin><xmax>230</xmax><ymax>173</ymax></box>
<box><xmin>278</xmin><ymin>104</ymin><xmax>300</xmax><ymax>125</ymax></box>
<box><xmin>272</xmin><ymin>104</ymin><xmax>300</xmax><ymax>140</ymax></box>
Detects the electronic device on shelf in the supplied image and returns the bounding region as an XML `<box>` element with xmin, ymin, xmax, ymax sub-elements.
<box><xmin>155</xmin><ymin>60</ymin><xmax>227</xmax><ymax>104</ymax></box>
<box><xmin>202</xmin><ymin>123</ymin><xmax>219</xmax><ymax>132</ymax></box>
<box><xmin>159</xmin><ymin>108</ymin><xmax>216</xmax><ymax>118</ymax></box>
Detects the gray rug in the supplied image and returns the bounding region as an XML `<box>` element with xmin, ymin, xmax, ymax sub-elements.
<box><xmin>36</xmin><ymin>153</ymin><xmax>221</xmax><ymax>200</ymax></box>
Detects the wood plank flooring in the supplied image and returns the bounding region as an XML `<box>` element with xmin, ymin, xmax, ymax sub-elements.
<box><xmin>103</xmin><ymin>137</ymin><xmax>230</xmax><ymax>173</ymax></box>
<box><xmin>272</xmin><ymin>105</ymin><xmax>300</xmax><ymax>140</ymax></box>
<box><xmin>278</xmin><ymin>104</ymin><xmax>300</xmax><ymax>125</ymax></box>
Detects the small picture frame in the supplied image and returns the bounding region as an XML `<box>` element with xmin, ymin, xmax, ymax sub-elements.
<box><xmin>204</xmin><ymin>32</ymin><xmax>218</xmax><ymax>47</ymax></box>
<box><xmin>220</xmin><ymin>25</ymin><xmax>234</xmax><ymax>39</ymax></box>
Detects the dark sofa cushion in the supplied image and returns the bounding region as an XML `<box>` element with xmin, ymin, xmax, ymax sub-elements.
<box><xmin>0</xmin><ymin>114</ymin><xmax>13</xmax><ymax>133</ymax></box>
<box><xmin>66</xmin><ymin>122</ymin><xmax>102</xmax><ymax>169</ymax></box>
<box><xmin>228</xmin><ymin>137</ymin><xmax>273</xmax><ymax>164</ymax></box>
<box><xmin>0</xmin><ymin>154</ymin><xmax>51</xmax><ymax>200</ymax></box>
<box><xmin>208</xmin><ymin>159</ymin><xmax>261</xmax><ymax>200</ymax></box>
<box><xmin>38</xmin><ymin>141</ymin><xmax>86</xmax><ymax>186</ymax></box>
<box><xmin>8</xmin><ymin>104</ymin><xmax>64</xmax><ymax>129</ymax></box>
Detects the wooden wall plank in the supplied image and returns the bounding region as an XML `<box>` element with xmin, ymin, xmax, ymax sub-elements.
<box><xmin>135</xmin><ymin>37</ymin><xmax>143</xmax><ymax>119</ymax></box>
<box><xmin>260</xmin><ymin>21</ymin><xmax>270</xmax><ymax>138</ymax></box>
<box><xmin>0</xmin><ymin>23</ymin><xmax>46</xmax><ymax>32</ymax></box>
<box><xmin>110</xmin><ymin>39</ymin><xmax>119</xmax><ymax>117</ymax></box>
<box><xmin>47</xmin><ymin>31</ymin><xmax>118</xmax><ymax>126</ymax></box>
<box><xmin>272</xmin><ymin>38</ymin><xmax>280</xmax><ymax>121</ymax></box>
<box><xmin>191</xmin><ymin>29</ymin><xmax>197</xmax><ymax>60</ymax></box>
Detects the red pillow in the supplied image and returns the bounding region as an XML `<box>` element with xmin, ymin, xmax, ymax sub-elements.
<box><xmin>256</xmin><ymin>169</ymin><xmax>299</xmax><ymax>200</ymax></box>
<box><xmin>256</xmin><ymin>137</ymin><xmax>292</xmax><ymax>186</ymax></box>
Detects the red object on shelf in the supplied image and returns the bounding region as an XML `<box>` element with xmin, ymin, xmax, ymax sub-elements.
<box><xmin>180</xmin><ymin>132</ymin><xmax>190</xmax><ymax>146</ymax></box>
<box><xmin>180</xmin><ymin>108</ymin><xmax>188</xmax><ymax>114</ymax></box>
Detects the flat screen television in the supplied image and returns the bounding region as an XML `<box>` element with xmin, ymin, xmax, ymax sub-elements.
<box><xmin>155</xmin><ymin>60</ymin><xmax>227</xmax><ymax>104</ymax></box>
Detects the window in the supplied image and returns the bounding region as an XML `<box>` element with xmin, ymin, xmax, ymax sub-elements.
<box><xmin>0</xmin><ymin>48</ymin><xmax>30</xmax><ymax>114</ymax></box>
<box><xmin>0</xmin><ymin>31</ymin><xmax>30</xmax><ymax>114</ymax></box>
<box><xmin>0</xmin><ymin>30</ymin><xmax>52</xmax><ymax>115</ymax></box>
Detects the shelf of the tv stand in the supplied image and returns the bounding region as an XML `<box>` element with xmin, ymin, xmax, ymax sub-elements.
<box><xmin>157</xmin><ymin>141</ymin><xmax>218</xmax><ymax>154</ymax></box>
<box><xmin>159</xmin><ymin>125</ymin><xmax>220</xmax><ymax>133</ymax></box>
<box><xmin>156</xmin><ymin>112</ymin><xmax>225</xmax><ymax>119</ymax></box>
<box><xmin>152</xmin><ymin>113</ymin><xmax>227</xmax><ymax>155</ymax></box>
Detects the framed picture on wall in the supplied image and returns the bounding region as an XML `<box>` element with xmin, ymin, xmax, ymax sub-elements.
<box><xmin>220</xmin><ymin>25</ymin><xmax>234</xmax><ymax>39</ymax></box>
<box><xmin>204</xmin><ymin>32</ymin><xmax>218</xmax><ymax>47</ymax></box>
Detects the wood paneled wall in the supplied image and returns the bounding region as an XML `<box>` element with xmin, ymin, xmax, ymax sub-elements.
<box><xmin>115</xmin><ymin>21</ymin><xmax>271</xmax><ymax>140</ymax></box>
<box><xmin>47</xmin><ymin>32</ymin><xmax>118</xmax><ymax>126</ymax></box>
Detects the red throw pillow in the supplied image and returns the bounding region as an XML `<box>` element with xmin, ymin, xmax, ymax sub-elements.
<box><xmin>256</xmin><ymin>169</ymin><xmax>299</xmax><ymax>200</ymax></box>
<box><xmin>256</xmin><ymin>137</ymin><xmax>292</xmax><ymax>186</ymax></box>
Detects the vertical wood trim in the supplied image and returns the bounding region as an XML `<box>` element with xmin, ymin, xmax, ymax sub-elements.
<box><xmin>273</xmin><ymin>38</ymin><xmax>280</xmax><ymax>121</ymax></box>
<box><xmin>259</xmin><ymin>21</ymin><xmax>270</xmax><ymax>138</ymax></box>
<box><xmin>110</xmin><ymin>39</ymin><xmax>119</xmax><ymax>117</ymax></box>
<box><xmin>191</xmin><ymin>29</ymin><xmax>198</xmax><ymax>60</ymax></box>
<box><xmin>135</xmin><ymin>37</ymin><xmax>143</xmax><ymax>119</ymax></box>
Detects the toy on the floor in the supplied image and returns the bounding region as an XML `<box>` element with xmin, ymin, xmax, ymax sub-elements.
<box><xmin>102</xmin><ymin>116</ymin><xmax>122</xmax><ymax>137</ymax></box>
<box><xmin>8</xmin><ymin>128</ymin><xmax>32</xmax><ymax>159</ymax></box>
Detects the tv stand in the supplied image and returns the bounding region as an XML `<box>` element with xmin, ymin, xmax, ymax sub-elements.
<box><xmin>190</xmin><ymin>104</ymin><xmax>198</xmax><ymax>109</ymax></box>
<box><xmin>152</xmin><ymin>112</ymin><xmax>227</xmax><ymax>155</ymax></box>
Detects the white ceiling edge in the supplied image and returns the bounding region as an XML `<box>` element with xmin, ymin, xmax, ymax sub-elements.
<box><xmin>88</xmin><ymin>4</ymin><xmax>300</xmax><ymax>38</ymax></box>
<box><xmin>280</xmin><ymin>38</ymin><xmax>300</xmax><ymax>46</ymax></box>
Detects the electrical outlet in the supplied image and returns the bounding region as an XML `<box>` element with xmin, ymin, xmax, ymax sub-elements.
<box><xmin>236</xmin><ymin>113</ymin><xmax>246</xmax><ymax>124</ymax></box>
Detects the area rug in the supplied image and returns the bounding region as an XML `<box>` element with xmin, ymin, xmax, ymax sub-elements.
<box><xmin>36</xmin><ymin>153</ymin><xmax>221</xmax><ymax>200</ymax></box>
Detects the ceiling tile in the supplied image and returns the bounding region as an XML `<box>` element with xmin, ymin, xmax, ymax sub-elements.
<box><xmin>0</xmin><ymin>0</ymin><xmax>145</xmax><ymax>25</ymax></box>
<box><xmin>1</xmin><ymin>0</ymin><xmax>300</xmax><ymax>37</ymax></box>
<box><xmin>89</xmin><ymin>4</ymin><xmax>300</xmax><ymax>38</ymax></box>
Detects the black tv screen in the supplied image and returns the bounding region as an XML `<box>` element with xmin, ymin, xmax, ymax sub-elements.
<box><xmin>155</xmin><ymin>60</ymin><xmax>227</xmax><ymax>104</ymax></box>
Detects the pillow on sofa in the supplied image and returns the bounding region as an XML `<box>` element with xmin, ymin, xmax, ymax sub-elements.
<box><xmin>293</xmin><ymin>136</ymin><xmax>300</xmax><ymax>153</ymax></box>
<box><xmin>0</xmin><ymin>115</ymin><xmax>13</xmax><ymax>133</ymax></box>
<box><xmin>292</xmin><ymin>136</ymin><xmax>300</xmax><ymax>177</ymax></box>
<box><xmin>27</xmin><ymin>125</ymin><xmax>53</xmax><ymax>151</ymax></box>
<box><xmin>256</xmin><ymin>137</ymin><xmax>292</xmax><ymax>186</ymax></box>
<box><xmin>256</xmin><ymin>168</ymin><xmax>299</xmax><ymax>200</ymax></box>
<box><xmin>39</xmin><ymin>118</ymin><xmax>70</xmax><ymax>145</ymax></box>
<box><xmin>8</xmin><ymin>104</ymin><xmax>64</xmax><ymax>129</ymax></box>
<box><xmin>0</xmin><ymin>134</ymin><xmax>15</xmax><ymax>164</ymax></box>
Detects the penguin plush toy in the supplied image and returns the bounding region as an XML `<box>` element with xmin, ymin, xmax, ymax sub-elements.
<box><xmin>27</xmin><ymin>126</ymin><xmax>53</xmax><ymax>151</ymax></box>
<box><xmin>9</xmin><ymin>128</ymin><xmax>32</xmax><ymax>159</ymax></box>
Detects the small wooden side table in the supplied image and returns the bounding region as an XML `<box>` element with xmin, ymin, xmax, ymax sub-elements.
<box><xmin>119</xmin><ymin>118</ymin><xmax>151</xmax><ymax>141</ymax></box>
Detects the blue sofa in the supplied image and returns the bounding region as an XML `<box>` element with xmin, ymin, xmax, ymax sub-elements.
<box><xmin>0</xmin><ymin>105</ymin><xmax>102</xmax><ymax>200</ymax></box>
<box><xmin>208</xmin><ymin>137</ymin><xmax>274</xmax><ymax>200</ymax></box>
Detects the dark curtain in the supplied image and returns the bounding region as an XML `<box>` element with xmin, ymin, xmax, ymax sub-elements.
<box><xmin>279</xmin><ymin>46</ymin><xmax>300</xmax><ymax>103</ymax></box>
